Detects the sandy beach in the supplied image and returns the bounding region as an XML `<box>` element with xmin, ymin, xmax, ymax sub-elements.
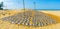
<box><xmin>42</xmin><ymin>11</ymin><xmax>60</xmax><ymax>17</ymax></box>
<box><xmin>0</xmin><ymin>10</ymin><xmax>60</xmax><ymax>29</ymax></box>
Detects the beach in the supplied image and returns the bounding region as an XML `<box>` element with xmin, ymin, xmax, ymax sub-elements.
<box><xmin>0</xmin><ymin>10</ymin><xmax>60</xmax><ymax>29</ymax></box>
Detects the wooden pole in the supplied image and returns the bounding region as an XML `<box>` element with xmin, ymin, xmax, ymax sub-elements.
<box><xmin>34</xmin><ymin>1</ymin><xmax>36</xmax><ymax>10</ymax></box>
<box><xmin>23</xmin><ymin>0</ymin><xmax>25</xmax><ymax>10</ymax></box>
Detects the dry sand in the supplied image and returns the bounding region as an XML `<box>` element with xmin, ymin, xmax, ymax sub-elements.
<box><xmin>0</xmin><ymin>10</ymin><xmax>60</xmax><ymax>29</ymax></box>
<box><xmin>42</xmin><ymin>11</ymin><xmax>60</xmax><ymax>17</ymax></box>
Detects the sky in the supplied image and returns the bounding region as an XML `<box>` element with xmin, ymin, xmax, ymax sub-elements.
<box><xmin>0</xmin><ymin>0</ymin><xmax>60</xmax><ymax>9</ymax></box>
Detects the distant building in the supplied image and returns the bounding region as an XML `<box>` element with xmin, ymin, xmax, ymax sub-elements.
<box><xmin>0</xmin><ymin>2</ymin><xmax>3</xmax><ymax>10</ymax></box>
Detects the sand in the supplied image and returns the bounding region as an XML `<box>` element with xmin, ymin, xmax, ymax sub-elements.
<box><xmin>42</xmin><ymin>11</ymin><xmax>60</xmax><ymax>17</ymax></box>
<box><xmin>0</xmin><ymin>10</ymin><xmax>60</xmax><ymax>29</ymax></box>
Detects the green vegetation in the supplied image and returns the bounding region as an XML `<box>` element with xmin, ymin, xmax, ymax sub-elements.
<box><xmin>0</xmin><ymin>2</ymin><xmax>3</xmax><ymax>10</ymax></box>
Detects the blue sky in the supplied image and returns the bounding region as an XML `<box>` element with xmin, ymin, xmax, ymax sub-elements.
<box><xmin>0</xmin><ymin>0</ymin><xmax>60</xmax><ymax>9</ymax></box>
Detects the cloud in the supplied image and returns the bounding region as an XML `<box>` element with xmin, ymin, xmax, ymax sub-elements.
<box><xmin>0</xmin><ymin>0</ymin><xmax>4</xmax><ymax>2</ymax></box>
<box><xmin>0</xmin><ymin>0</ymin><xmax>19</xmax><ymax>9</ymax></box>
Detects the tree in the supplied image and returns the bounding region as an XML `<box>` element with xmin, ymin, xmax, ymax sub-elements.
<box><xmin>0</xmin><ymin>2</ymin><xmax>3</xmax><ymax>10</ymax></box>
